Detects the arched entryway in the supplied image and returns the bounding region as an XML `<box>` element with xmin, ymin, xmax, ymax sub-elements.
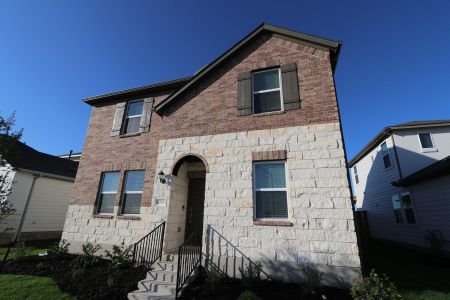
<box><xmin>165</xmin><ymin>154</ymin><xmax>208</xmax><ymax>252</ymax></box>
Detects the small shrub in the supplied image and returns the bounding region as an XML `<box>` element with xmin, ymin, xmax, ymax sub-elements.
<box><xmin>104</xmin><ymin>242</ymin><xmax>133</xmax><ymax>268</ymax></box>
<box><xmin>71</xmin><ymin>241</ymin><xmax>102</xmax><ymax>270</ymax></box>
<box><xmin>47</xmin><ymin>239</ymin><xmax>70</xmax><ymax>257</ymax></box>
<box><xmin>237</xmin><ymin>290</ymin><xmax>259</xmax><ymax>300</ymax></box>
<box><xmin>351</xmin><ymin>269</ymin><xmax>401</xmax><ymax>300</ymax></box>
<box><xmin>302</xmin><ymin>264</ymin><xmax>322</xmax><ymax>294</ymax></box>
<box><xmin>239</xmin><ymin>261</ymin><xmax>263</xmax><ymax>288</ymax></box>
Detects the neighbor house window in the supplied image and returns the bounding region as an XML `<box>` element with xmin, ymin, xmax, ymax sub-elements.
<box><xmin>418</xmin><ymin>133</ymin><xmax>434</xmax><ymax>150</ymax></box>
<box><xmin>120</xmin><ymin>170</ymin><xmax>145</xmax><ymax>214</ymax></box>
<box><xmin>381</xmin><ymin>142</ymin><xmax>392</xmax><ymax>169</ymax></box>
<box><xmin>353</xmin><ymin>166</ymin><xmax>359</xmax><ymax>184</ymax></box>
<box><xmin>252</xmin><ymin>69</ymin><xmax>282</xmax><ymax>114</ymax></box>
<box><xmin>391</xmin><ymin>192</ymin><xmax>416</xmax><ymax>224</ymax></box>
<box><xmin>96</xmin><ymin>171</ymin><xmax>120</xmax><ymax>214</ymax></box>
<box><xmin>122</xmin><ymin>100</ymin><xmax>144</xmax><ymax>134</ymax></box>
<box><xmin>253</xmin><ymin>161</ymin><xmax>288</xmax><ymax>219</ymax></box>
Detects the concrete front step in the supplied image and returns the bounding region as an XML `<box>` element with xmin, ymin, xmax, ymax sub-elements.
<box><xmin>128</xmin><ymin>254</ymin><xmax>179</xmax><ymax>300</ymax></box>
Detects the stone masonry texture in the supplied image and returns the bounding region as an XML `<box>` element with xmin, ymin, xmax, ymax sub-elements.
<box><xmin>61</xmin><ymin>32</ymin><xmax>360</xmax><ymax>272</ymax></box>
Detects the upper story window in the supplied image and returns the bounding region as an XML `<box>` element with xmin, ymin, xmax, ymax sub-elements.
<box><xmin>252</xmin><ymin>69</ymin><xmax>282</xmax><ymax>114</ymax></box>
<box><xmin>96</xmin><ymin>171</ymin><xmax>120</xmax><ymax>214</ymax></box>
<box><xmin>380</xmin><ymin>142</ymin><xmax>392</xmax><ymax>169</ymax></box>
<box><xmin>353</xmin><ymin>166</ymin><xmax>359</xmax><ymax>184</ymax></box>
<box><xmin>253</xmin><ymin>161</ymin><xmax>288</xmax><ymax>220</ymax></box>
<box><xmin>122</xmin><ymin>100</ymin><xmax>144</xmax><ymax>134</ymax></box>
<box><xmin>418</xmin><ymin>132</ymin><xmax>435</xmax><ymax>151</ymax></box>
<box><xmin>391</xmin><ymin>192</ymin><xmax>416</xmax><ymax>224</ymax></box>
<box><xmin>120</xmin><ymin>170</ymin><xmax>145</xmax><ymax>215</ymax></box>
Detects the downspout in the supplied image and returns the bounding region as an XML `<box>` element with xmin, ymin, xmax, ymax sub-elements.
<box><xmin>0</xmin><ymin>173</ymin><xmax>39</xmax><ymax>271</ymax></box>
<box><xmin>391</xmin><ymin>134</ymin><xmax>403</xmax><ymax>180</ymax></box>
<box><xmin>15</xmin><ymin>173</ymin><xmax>40</xmax><ymax>242</ymax></box>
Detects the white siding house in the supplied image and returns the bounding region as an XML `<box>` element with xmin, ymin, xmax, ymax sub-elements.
<box><xmin>0</xmin><ymin>141</ymin><xmax>78</xmax><ymax>244</ymax></box>
<box><xmin>349</xmin><ymin>120</ymin><xmax>450</xmax><ymax>251</ymax></box>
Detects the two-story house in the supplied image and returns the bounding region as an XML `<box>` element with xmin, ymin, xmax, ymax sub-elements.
<box><xmin>349</xmin><ymin>120</ymin><xmax>450</xmax><ymax>252</ymax></box>
<box><xmin>61</xmin><ymin>23</ymin><xmax>361</xmax><ymax>297</ymax></box>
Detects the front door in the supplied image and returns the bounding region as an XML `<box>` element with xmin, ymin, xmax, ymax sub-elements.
<box><xmin>184</xmin><ymin>176</ymin><xmax>205</xmax><ymax>243</ymax></box>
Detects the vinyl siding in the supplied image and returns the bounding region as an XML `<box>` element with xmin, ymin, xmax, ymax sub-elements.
<box><xmin>22</xmin><ymin>176</ymin><xmax>73</xmax><ymax>232</ymax></box>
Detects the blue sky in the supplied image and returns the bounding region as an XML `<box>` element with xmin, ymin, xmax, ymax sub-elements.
<box><xmin>1</xmin><ymin>1</ymin><xmax>450</xmax><ymax>159</ymax></box>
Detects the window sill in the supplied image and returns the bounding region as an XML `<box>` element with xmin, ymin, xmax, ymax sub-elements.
<box><xmin>421</xmin><ymin>148</ymin><xmax>438</xmax><ymax>153</ymax></box>
<box><xmin>251</xmin><ymin>110</ymin><xmax>285</xmax><ymax>117</ymax></box>
<box><xmin>253</xmin><ymin>220</ymin><xmax>293</xmax><ymax>227</ymax></box>
<box><xmin>92</xmin><ymin>214</ymin><xmax>114</xmax><ymax>219</ymax></box>
<box><xmin>119</xmin><ymin>132</ymin><xmax>141</xmax><ymax>138</ymax></box>
<box><xmin>117</xmin><ymin>215</ymin><xmax>141</xmax><ymax>220</ymax></box>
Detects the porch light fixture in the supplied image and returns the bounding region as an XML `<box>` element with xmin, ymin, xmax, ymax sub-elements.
<box><xmin>158</xmin><ymin>170</ymin><xmax>166</xmax><ymax>184</ymax></box>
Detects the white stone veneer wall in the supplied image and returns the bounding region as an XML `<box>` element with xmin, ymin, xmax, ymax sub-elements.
<box><xmin>62</xmin><ymin>122</ymin><xmax>360</xmax><ymax>278</ymax></box>
<box><xmin>153</xmin><ymin>122</ymin><xmax>360</xmax><ymax>272</ymax></box>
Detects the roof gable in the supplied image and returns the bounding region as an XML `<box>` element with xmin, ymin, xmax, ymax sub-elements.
<box><xmin>154</xmin><ymin>23</ymin><xmax>341</xmax><ymax>114</ymax></box>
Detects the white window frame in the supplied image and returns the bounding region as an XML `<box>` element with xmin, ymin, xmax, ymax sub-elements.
<box><xmin>96</xmin><ymin>171</ymin><xmax>120</xmax><ymax>215</ymax></box>
<box><xmin>251</xmin><ymin>68</ymin><xmax>284</xmax><ymax>115</ymax></box>
<box><xmin>122</xmin><ymin>99</ymin><xmax>144</xmax><ymax>134</ymax></box>
<box><xmin>120</xmin><ymin>170</ymin><xmax>145</xmax><ymax>215</ymax></box>
<box><xmin>353</xmin><ymin>165</ymin><xmax>359</xmax><ymax>184</ymax></box>
<box><xmin>252</xmin><ymin>160</ymin><xmax>289</xmax><ymax>221</ymax></box>
<box><xmin>380</xmin><ymin>141</ymin><xmax>393</xmax><ymax>170</ymax></box>
<box><xmin>417</xmin><ymin>132</ymin><xmax>437</xmax><ymax>153</ymax></box>
<box><xmin>391</xmin><ymin>191</ymin><xmax>417</xmax><ymax>225</ymax></box>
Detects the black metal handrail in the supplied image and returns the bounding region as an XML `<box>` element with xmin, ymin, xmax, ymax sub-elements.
<box><xmin>176</xmin><ymin>227</ymin><xmax>202</xmax><ymax>298</ymax></box>
<box><xmin>132</xmin><ymin>221</ymin><xmax>165</xmax><ymax>268</ymax></box>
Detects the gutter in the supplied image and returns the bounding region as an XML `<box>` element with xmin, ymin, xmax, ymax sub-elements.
<box><xmin>16</xmin><ymin>168</ymin><xmax>75</xmax><ymax>182</ymax></box>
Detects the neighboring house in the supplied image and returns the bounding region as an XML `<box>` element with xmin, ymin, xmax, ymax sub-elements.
<box><xmin>0</xmin><ymin>140</ymin><xmax>78</xmax><ymax>244</ymax></box>
<box><xmin>59</xmin><ymin>151</ymin><xmax>82</xmax><ymax>162</ymax></box>
<box><xmin>61</xmin><ymin>23</ymin><xmax>361</xmax><ymax>294</ymax></box>
<box><xmin>349</xmin><ymin>120</ymin><xmax>450</xmax><ymax>252</ymax></box>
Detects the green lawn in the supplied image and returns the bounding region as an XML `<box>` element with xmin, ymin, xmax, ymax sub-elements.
<box><xmin>0</xmin><ymin>275</ymin><xmax>73</xmax><ymax>300</ymax></box>
<box><xmin>0</xmin><ymin>239</ymin><xmax>56</xmax><ymax>258</ymax></box>
<box><xmin>364</xmin><ymin>240</ymin><xmax>450</xmax><ymax>299</ymax></box>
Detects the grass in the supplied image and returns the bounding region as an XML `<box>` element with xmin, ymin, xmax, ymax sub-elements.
<box><xmin>0</xmin><ymin>275</ymin><xmax>73</xmax><ymax>300</ymax></box>
<box><xmin>364</xmin><ymin>240</ymin><xmax>450</xmax><ymax>299</ymax></box>
<box><xmin>0</xmin><ymin>239</ymin><xmax>56</xmax><ymax>258</ymax></box>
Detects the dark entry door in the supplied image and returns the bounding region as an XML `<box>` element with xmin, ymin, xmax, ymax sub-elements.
<box><xmin>184</xmin><ymin>177</ymin><xmax>205</xmax><ymax>243</ymax></box>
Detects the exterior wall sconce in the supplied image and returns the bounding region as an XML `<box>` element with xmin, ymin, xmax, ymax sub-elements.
<box><xmin>158</xmin><ymin>170</ymin><xmax>166</xmax><ymax>184</ymax></box>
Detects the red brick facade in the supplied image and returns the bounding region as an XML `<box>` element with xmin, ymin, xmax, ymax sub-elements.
<box><xmin>74</xmin><ymin>33</ymin><xmax>340</xmax><ymax>208</ymax></box>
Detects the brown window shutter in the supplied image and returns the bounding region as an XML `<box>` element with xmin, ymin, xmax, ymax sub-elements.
<box><xmin>139</xmin><ymin>97</ymin><xmax>154</xmax><ymax>133</ymax></box>
<box><xmin>281</xmin><ymin>63</ymin><xmax>301</xmax><ymax>110</ymax></box>
<box><xmin>111</xmin><ymin>102</ymin><xmax>126</xmax><ymax>137</ymax></box>
<box><xmin>237</xmin><ymin>71</ymin><xmax>252</xmax><ymax>115</ymax></box>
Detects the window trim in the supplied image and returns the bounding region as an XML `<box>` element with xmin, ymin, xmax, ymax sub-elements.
<box><xmin>119</xmin><ymin>170</ymin><xmax>145</xmax><ymax>216</ymax></box>
<box><xmin>391</xmin><ymin>191</ymin><xmax>417</xmax><ymax>225</ymax></box>
<box><xmin>251</xmin><ymin>68</ymin><xmax>284</xmax><ymax>115</ymax></box>
<box><xmin>380</xmin><ymin>141</ymin><xmax>393</xmax><ymax>170</ymax></box>
<box><xmin>121</xmin><ymin>99</ymin><xmax>144</xmax><ymax>135</ymax></box>
<box><xmin>95</xmin><ymin>171</ymin><xmax>120</xmax><ymax>216</ymax></box>
<box><xmin>353</xmin><ymin>166</ymin><xmax>359</xmax><ymax>184</ymax></box>
<box><xmin>252</xmin><ymin>160</ymin><xmax>290</xmax><ymax>221</ymax></box>
<box><xmin>417</xmin><ymin>132</ymin><xmax>437</xmax><ymax>153</ymax></box>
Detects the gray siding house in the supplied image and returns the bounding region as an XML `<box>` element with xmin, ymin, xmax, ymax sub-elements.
<box><xmin>349</xmin><ymin>120</ymin><xmax>450</xmax><ymax>252</ymax></box>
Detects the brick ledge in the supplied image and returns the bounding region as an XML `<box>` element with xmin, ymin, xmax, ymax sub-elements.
<box><xmin>117</xmin><ymin>215</ymin><xmax>141</xmax><ymax>220</ymax></box>
<box><xmin>253</xmin><ymin>220</ymin><xmax>293</xmax><ymax>226</ymax></box>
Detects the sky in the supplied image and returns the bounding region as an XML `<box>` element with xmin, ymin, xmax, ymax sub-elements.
<box><xmin>1</xmin><ymin>1</ymin><xmax>450</xmax><ymax>159</ymax></box>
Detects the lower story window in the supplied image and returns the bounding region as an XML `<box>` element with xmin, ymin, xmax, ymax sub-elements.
<box><xmin>391</xmin><ymin>192</ymin><xmax>416</xmax><ymax>224</ymax></box>
<box><xmin>253</xmin><ymin>161</ymin><xmax>288</xmax><ymax>219</ymax></box>
<box><xmin>96</xmin><ymin>171</ymin><xmax>120</xmax><ymax>214</ymax></box>
<box><xmin>121</xmin><ymin>170</ymin><xmax>145</xmax><ymax>214</ymax></box>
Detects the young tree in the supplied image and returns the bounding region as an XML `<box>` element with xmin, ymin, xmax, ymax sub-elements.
<box><xmin>0</xmin><ymin>113</ymin><xmax>23</xmax><ymax>221</ymax></box>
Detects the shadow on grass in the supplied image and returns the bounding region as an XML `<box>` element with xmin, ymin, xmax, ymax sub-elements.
<box><xmin>364</xmin><ymin>239</ymin><xmax>450</xmax><ymax>299</ymax></box>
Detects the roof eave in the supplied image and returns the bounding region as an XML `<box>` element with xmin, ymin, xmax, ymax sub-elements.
<box><xmin>83</xmin><ymin>76</ymin><xmax>192</xmax><ymax>106</ymax></box>
<box><xmin>347</xmin><ymin>128</ymin><xmax>392</xmax><ymax>168</ymax></box>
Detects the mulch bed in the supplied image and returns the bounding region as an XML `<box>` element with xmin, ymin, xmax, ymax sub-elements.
<box><xmin>1</xmin><ymin>255</ymin><xmax>147</xmax><ymax>300</ymax></box>
<box><xmin>180</xmin><ymin>273</ymin><xmax>351</xmax><ymax>300</ymax></box>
